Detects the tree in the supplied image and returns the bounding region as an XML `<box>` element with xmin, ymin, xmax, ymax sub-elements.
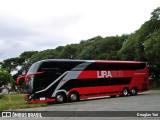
<box><xmin>2</xmin><ymin>58</ymin><xmax>19</xmax><ymax>73</ymax></box>
<box><xmin>144</xmin><ymin>30</ymin><xmax>160</xmax><ymax>87</ymax></box>
<box><xmin>118</xmin><ymin>10</ymin><xmax>160</xmax><ymax>61</ymax></box>
<box><xmin>77</xmin><ymin>35</ymin><xmax>126</xmax><ymax>60</ymax></box>
<box><xmin>151</xmin><ymin>7</ymin><xmax>160</xmax><ymax>20</ymax></box>
<box><xmin>118</xmin><ymin>34</ymin><xmax>136</xmax><ymax>60</ymax></box>
<box><xmin>0</xmin><ymin>65</ymin><xmax>13</xmax><ymax>88</ymax></box>
<box><xmin>98</xmin><ymin>35</ymin><xmax>126</xmax><ymax>60</ymax></box>
<box><xmin>60</xmin><ymin>44</ymin><xmax>78</xmax><ymax>59</ymax></box>
<box><xmin>0</xmin><ymin>51</ymin><xmax>38</xmax><ymax>92</ymax></box>
<box><xmin>77</xmin><ymin>45</ymin><xmax>96</xmax><ymax>59</ymax></box>
<box><xmin>1</xmin><ymin>51</ymin><xmax>38</xmax><ymax>74</ymax></box>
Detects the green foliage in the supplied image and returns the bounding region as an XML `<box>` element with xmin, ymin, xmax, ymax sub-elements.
<box><xmin>144</xmin><ymin>30</ymin><xmax>160</xmax><ymax>81</ymax></box>
<box><xmin>77</xmin><ymin>35</ymin><xmax>126</xmax><ymax>60</ymax></box>
<box><xmin>29</xmin><ymin>49</ymin><xmax>59</xmax><ymax>63</ymax></box>
<box><xmin>119</xmin><ymin>7</ymin><xmax>160</xmax><ymax>61</ymax></box>
<box><xmin>0</xmin><ymin>51</ymin><xmax>38</xmax><ymax>90</ymax></box>
<box><xmin>151</xmin><ymin>7</ymin><xmax>160</xmax><ymax>20</ymax></box>
<box><xmin>2</xmin><ymin>51</ymin><xmax>38</xmax><ymax>73</ymax></box>
<box><xmin>77</xmin><ymin>44</ymin><xmax>96</xmax><ymax>59</ymax></box>
<box><xmin>118</xmin><ymin>34</ymin><xmax>136</xmax><ymax>60</ymax></box>
<box><xmin>2</xmin><ymin>58</ymin><xmax>19</xmax><ymax>73</ymax></box>
<box><xmin>0</xmin><ymin>65</ymin><xmax>13</xmax><ymax>87</ymax></box>
<box><xmin>60</xmin><ymin>44</ymin><xmax>79</xmax><ymax>59</ymax></box>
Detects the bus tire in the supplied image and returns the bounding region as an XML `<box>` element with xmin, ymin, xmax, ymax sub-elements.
<box><xmin>130</xmin><ymin>87</ymin><xmax>137</xmax><ymax>96</ymax></box>
<box><xmin>69</xmin><ymin>91</ymin><xmax>79</xmax><ymax>102</ymax></box>
<box><xmin>55</xmin><ymin>93</ymin><xmax>67</xmax><ymax>103</ymax></box>
<box><xmin>122</xmin><ymin>88</ymin><xmax>129</xmax><ymax>96</ymax></box>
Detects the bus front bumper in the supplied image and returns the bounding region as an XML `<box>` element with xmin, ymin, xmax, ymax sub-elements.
<box><xmin>26</xmin><ymin>98</ymin><xmax>55</xmax><ymax>104</ymax></box>
<box><xmin>24</xmin><ymin>94</ymin><xmax>55</xmax><ymax>103</ymax></box>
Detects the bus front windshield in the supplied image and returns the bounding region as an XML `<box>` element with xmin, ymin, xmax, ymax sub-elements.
<box><xmin>28</xmin><ymin>76</ymin><xmax>34</xmax><ymax>92</ymax></box>
<box><xmin>25</xmin><ymin>76</ymin><xmax>34</xmax><ymax>93</ymax></box>
<box><xmin>25</xmin><ymin>62</ymin><xmax>39</xmax><ymax>93</ymax></box>
<box><xmin>27</xmin><ymin>62</ymin><xmax>39</xmax><ymax>74</ymax></box>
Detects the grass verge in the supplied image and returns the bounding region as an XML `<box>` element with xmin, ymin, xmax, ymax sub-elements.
<box><xmin>0</xmin><ymin>94</ymin><xmax>48</xmax><ymax>111</ymax></box>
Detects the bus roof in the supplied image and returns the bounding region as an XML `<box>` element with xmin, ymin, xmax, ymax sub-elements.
<box><xmin>38</xmin><ymin>59</ymin><xmax>145</xmax><ymax>64</ymax></box>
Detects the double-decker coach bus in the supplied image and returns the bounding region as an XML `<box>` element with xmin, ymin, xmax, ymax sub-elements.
<box><xmin>17</xmin><ymin>59</ymin><xmax>149</xmax><ymax>103</ymax></box>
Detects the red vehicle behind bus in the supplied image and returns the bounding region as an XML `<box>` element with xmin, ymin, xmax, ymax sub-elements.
<box><xmin>17</xmin><ymin>59</ymin><xmax>149</xmax><ymax>103</ymax></box>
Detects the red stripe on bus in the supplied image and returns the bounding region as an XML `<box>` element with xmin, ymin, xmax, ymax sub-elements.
<box><xmin>16</xmin><ymin>76</ymin><xmax>25</xmax><ymax>84</ymax></box>
<box><xmin>25</xmin><ymin>71</ymin><xmax>45</xmax><ymax>83</ymax></box>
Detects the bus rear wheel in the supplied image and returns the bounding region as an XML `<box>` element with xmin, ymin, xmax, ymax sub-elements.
<box><xmin>69</xmin><ymin>92</ymin><xmax>79</xmax><ymax>102</ymax></box>
<box><xmin>122</xmin><ymin>88</ymin><xmax>129</xmax><ymax>96</ymax></box>
<box><xmin>130</xmin><ymin>87</ymin><xmax>137</xmax><ymax>96</ymax></box>
<box><xmin>55</xmin><ymin>93</ymin><xmax>67</xmax><ymax>103</ymax></box>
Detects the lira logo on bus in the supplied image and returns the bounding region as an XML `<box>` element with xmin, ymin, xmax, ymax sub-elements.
<box><xmin>97</xmin><ymin>71</ymin><xmax>112</xmax><ymax>78</ymax></box>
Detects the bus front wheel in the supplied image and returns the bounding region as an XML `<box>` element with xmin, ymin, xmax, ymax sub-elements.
<box><xmin>55</xmin><ymin>93</ymin><xmax>67</xmax><ymax>103</ymax></box>
<box><xmin>69</xmin><ymin>92</ymin><xmax>79</xmax><ymax>102</ymax></box>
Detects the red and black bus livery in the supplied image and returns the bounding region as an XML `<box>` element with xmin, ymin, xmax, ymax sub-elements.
<box><xmin>17</xmin><ymin>59</ymin><xmax>149</xmax><ymax>103</ymax></box>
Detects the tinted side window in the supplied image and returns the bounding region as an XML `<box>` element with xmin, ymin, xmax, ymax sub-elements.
<box><xmin>38</xmin><ymin>61</ymin><xmax>83</xmax><ymax>73</ymax></box>
<box><xmin>85</xmin><ymin>63</ymin><xmax>146</xmax><ymax>70</ymax></box>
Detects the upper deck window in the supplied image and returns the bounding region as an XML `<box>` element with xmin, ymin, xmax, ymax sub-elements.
<box><xmin>85</xmin><ymin>63</ymin><xmax>146</xmax><ymax>70</ymax></box>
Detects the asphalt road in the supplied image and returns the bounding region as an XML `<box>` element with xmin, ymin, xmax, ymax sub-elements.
<box><xmin>1</xmin><ymin>90</ymin><xmax>160</xmax><ymax>120</ymax></box>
